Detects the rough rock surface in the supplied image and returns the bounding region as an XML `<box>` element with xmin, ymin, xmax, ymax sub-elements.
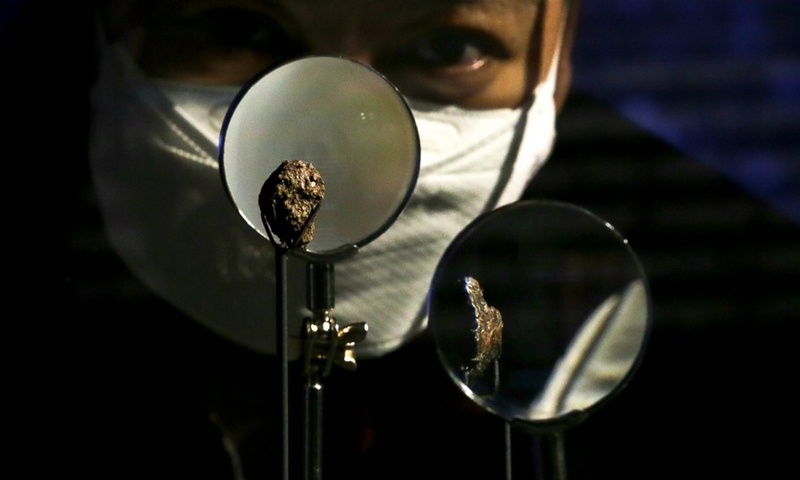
<box><xmin>260</xmin><ymin>159</ymin><xmax>325</xmax><ymax>248</ymax></box>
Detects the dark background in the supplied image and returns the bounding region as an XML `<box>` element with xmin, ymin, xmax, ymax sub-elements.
<box><xmin>572</xmin><ymin>0</ymin><xmax>799</xmax><ymax>223</ymax></box>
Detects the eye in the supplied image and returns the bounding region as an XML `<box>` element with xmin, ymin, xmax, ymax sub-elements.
<box><xmin>374</xmin><ymin>27</ymin><xmax>517</xmax><ymax>105</ymax></box>
<box><xmin>390</xmin><ymin>28</ymin><xmax>510</xmax><ymax>73</ymax></box>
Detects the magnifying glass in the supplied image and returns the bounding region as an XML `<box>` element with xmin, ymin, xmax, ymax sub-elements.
<box><xmin>428</xmin><ymin>200</ymin><xmax>651</xmax><ymax>477</ymax></box>
<box><xmin>219</xmin><ymin>55</ymin><xmax>419</xmax><ymax>258</ymax></box>
<box><xmin>218</xmin><ymin>55</ymin><xmax>420</xmax><ymax>480</ymax></box>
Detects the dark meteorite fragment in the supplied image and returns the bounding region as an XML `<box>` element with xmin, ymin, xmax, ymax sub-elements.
<box><xmin>260</xmin><ymin>160</ymin><xmax>325</xmax><ymax>248</ymax></box>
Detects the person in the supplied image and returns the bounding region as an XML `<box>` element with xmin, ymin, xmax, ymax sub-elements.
<box><xmin>3</xmin><ymin>0</ymin><xmax>793</xmax><ymax>478</ymax></box>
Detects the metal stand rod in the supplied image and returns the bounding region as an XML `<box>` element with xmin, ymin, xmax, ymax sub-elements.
<box><xmin>505</xmin><ymin>422</ymin><xmax>513</xmax><ymax>480</ymax></box>
<box><xmin>308</xmin><ymin>263</ymin><xmax>335</xmax><ymax>313</ymax></box>
<box><xmin>304</xmin><ymin>381</ymin><xmax>323</xmax><ymax>480</ymax></box>
<box><xmin>535</xmin><ymin>432</ymin><xmax>567</xmax><ymax>480</ymax></box>
<box><xmin>276</xmin><ymin>249</ymin><xmax>290</xmax><ymax>480</ymax></box>
<box><xmin>304</xmin><ymin>262</ymin><xmax>335</xmax><ymax>480</ymax></box>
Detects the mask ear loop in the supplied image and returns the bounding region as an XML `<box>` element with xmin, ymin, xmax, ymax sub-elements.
<box><xmin>532</xmin><ymin>1</ymin><xmax>569</xmax><ymax>107</ymax></box>
<box><xmin>520</xmin><ymin>1</ymin><xmax>548</xmax><ymax>107</ymax></box>
<box><xmin>484</xmin><ymin>2</ymin><xmax>569</xmax><ymax>209</ymax></box>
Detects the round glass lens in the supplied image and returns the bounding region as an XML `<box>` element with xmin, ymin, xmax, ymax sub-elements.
<box><xmin>429</xmin><ymin>200</ymin><xmax>650</xmax><ymax>429</ymax></box>
<box><xmin>220</xmin><ymin>56</ymin><xmax>420</xmax><ymax>254</ymax></box>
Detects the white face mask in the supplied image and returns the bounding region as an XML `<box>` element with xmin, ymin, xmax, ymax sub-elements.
<box><xmin>89</xmin><ymin>40</ymin><xmax>559</xmax><ymax>358</ymax></box>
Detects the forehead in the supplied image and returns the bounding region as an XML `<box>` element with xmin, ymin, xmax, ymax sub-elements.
<box><xmin>166</xmin><ymin>0</ymin><xmax>537</xmax><ymax>14</ymax></box>
<box><xmin>280</xmin><ymin>0</ymin><xmax>536</xmax><ymax>6</ymax></box>
<box><xmin>116</xmin><ymin>0</ymin><xmax>542</xmax><ymax>35</ymax></box>
<box><xmin>270</xmin><ymin>0</ymin><xmax>539</xmax><ymax>35</ymax></box>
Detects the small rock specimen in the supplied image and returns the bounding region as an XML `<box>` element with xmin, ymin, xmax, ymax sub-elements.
<box><xmin>463</xmin><ymin>276</ymin><xmax>503</xmax><ymax>386</ymax></box>
<box><xmin>260</xmin><ymin>159</ymin><xmax>325</xmax><ymax>248</ymax></box>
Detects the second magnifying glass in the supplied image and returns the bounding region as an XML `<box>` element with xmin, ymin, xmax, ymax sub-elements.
<box><xmin>429</xmin><ymin>200</ymin><xmax>651</xmax><ymax>433</ymax></box>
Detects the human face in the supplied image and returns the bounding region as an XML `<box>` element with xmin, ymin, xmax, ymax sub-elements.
<box><xmin>105</xmin><ymin>0</ymin><xmax>570</xmax><ymax>109</ymax></box>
